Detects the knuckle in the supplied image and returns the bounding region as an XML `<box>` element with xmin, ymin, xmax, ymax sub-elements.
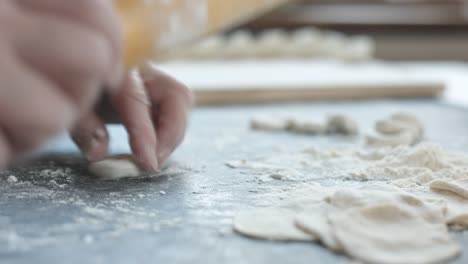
<box><xmin>171</xmin><ymin>82</ymin><xmax>193</xmax><ymax>106</ymax></box>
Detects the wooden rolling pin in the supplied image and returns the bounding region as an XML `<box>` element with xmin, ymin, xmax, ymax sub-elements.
<box><xmin>157</xmin><ymin>61</ymin><xmax>446</xmax><ymax>105</ymax></box>
<box><xmin>113</xmin><ymin>0</ymin><xmax>289</xmax><ymax>67</ymax></box>
<box><xmin>194</xmin><ymin>85</ymin><xmax>445</xmax><ymax>105</ymax></box>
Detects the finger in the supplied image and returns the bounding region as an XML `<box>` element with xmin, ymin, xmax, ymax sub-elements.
<box><xmin>15</xmin><ymin>0</ymin><xmax>123</xmax><ymax>88</ymax></box>
<box><xmin>0</xmin><ymin>47</ymin><xmax>76</xmax><ymax>158</ymax></box>
<box><xmin>139</xmin><ymin>63</ymin><xmax>193</xmax><ymax>165</ymax></box>
<box><xmin>0</xmin><ymin>129</ymin><xmax>12</xmax><ymax>169</ymax></box>
<box><xmin>12</xmin><ymin>13</ymin><xmax>113</xmax><ymax>111</ymax></box>
<box><xmin>70</xmin><ymin>112</ymin><xmax>109</xmax><ymax>162</ymax></box>
<box><xmin>111</xmin><ymin>71</ymin><xmax>159</xmax><ymax>171</ymax></box>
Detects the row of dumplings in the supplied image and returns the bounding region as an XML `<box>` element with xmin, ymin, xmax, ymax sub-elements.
<box><xmin>162</xmin><ymin>28</ymin><xmax>375</xmax><ymax>62</ymax></box>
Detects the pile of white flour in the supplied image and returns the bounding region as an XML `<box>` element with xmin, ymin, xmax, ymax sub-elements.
<box><xmin>229</xmin><ymin>113</ymin><xmax>468</xmax><ymax>264</ymax></box>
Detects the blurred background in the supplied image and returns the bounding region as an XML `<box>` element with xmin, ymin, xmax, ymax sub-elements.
<box><xmin>248</xmin><ymin>0</ymin><xmax>468</xmax><ymax>61</ymax></box>
<box><xmin>157</xmin><ymin>0</ymin><xmax>468</xmax><ymax>106</ymax></box>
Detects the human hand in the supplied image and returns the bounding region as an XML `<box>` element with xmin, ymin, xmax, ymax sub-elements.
<box><xmin>0</xmin><ymin>0</ymin><xmax>123</xmax><ymax>167</ymax></box>
<box><xmin>71</xmin><ymin>64</ymin><xmax>193</xmax><ymax>171</ymax></box>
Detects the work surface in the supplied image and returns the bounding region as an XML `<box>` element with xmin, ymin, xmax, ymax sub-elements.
<box><xmin>1</xmin><ymin>100</ymin><xmax>468</xmax><ymax>264</ymax></box>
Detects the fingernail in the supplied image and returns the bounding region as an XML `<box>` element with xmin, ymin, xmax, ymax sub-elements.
<box><xmin>82</xmin><ymin>128</ymin><xmax>108</xmax><ymax>162</ymax></box>
<box><xmin>85</xmin><ymin>138</ymin><xmax>101</xmax><ymax>161</ymax></box>
<box><xmin>140</xmin><ymin>144</ymin><xmax>159</xmax><ymax>172</ymax></box>
<box><xmin>138</xmin><ymin>62</ymin><xmax>157</xmax><ymax>81</ymax></box>
<box><xmin>128</xmin><ymin>125</ymin><xmax>158</xmax><ymax>172</ymax></box>
<box><xmin>94</xmin><ymin>128</ymin><xmax>107</xmax><ymax>140</ymax></box>
<box><xmin>157</xmin><ymin>147</ymin><xmax>171</xmax><ymax>167</ymax></box>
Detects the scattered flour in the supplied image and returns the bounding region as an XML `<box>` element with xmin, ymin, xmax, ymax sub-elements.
<box><xmin>38</xmin><ymin>168</ymin><xmax>75</xmax><ymax>184</ymax></box>
<box><xmin>82</xmin><ymin>234</ymin><xmax>94</xmax><ymax>244</ymax></box>
<box><xmin>350</xmin><ymin>143</ymin><xmax>468</xmax><ymax>183</ymax></box>
<box><xmin>7</xmin><ymin>175</ymin><xmax>18</xmax><ymax>183</ymax></box>
<box><xmin>39</xmin><ymin>168</ymin><xmax>72</xmax><ymax>178</ymax></box>
<box><xmin>230</xmin><ymin>124</ymin><xmax>468</xmax><ymax>264</ymax></box>
<box><xmin>0</xmin><ymin>160</ymin><xmax>193</xmax><ymax>254</ymax></box>
<box><xmin>0</xmin><ymin>228</ymin><xmax>56</xmax><ymax>252</ymax></box>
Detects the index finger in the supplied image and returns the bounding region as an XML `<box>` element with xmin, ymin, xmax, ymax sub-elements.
<box><xmin>139</xmin><ymin>63</ymin><xmax>193</xmax><ymax>166</ymax></box>
<box><xmin>111</xmin><ymin>71</ymin><xmax>159</xmax><ymax>171</ymax></box>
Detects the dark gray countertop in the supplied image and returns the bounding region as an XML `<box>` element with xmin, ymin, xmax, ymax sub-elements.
<box><xmin>1</xmin><ymin>100</ymin><xmax>468</xmax><ymax>264</ymax></box>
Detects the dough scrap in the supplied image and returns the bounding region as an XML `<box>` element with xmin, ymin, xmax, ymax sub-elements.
<box><xmin>250</xmin><ymin>115</ymin><xmax>292</xmax><ymax>131</ymax></box>
<box><xmin>376</xmin><ymin>113</ymin><xmax>420</xmax><ymax>135</ymax></box>
<box><xmin>89</xmin><ymin>155</ymin><xmax>142</xmax><ymax>180</ymax></box>
<box><xmin>233</xmin><ymin>208</ymin><xmax>316</xmax><ymax>242</ymax></box>
<box><xmin>289</xmin><ymin>119</ymin><xmax>325</xmax><ymax>135</ymax></box>
<box><xmin>326</xmin><ymin>114</ymin><xmax>358</xmax><ymax>135</ymax></box>
<box><xmin>330</xmin><ymin>204</ymin><xmax>460</xmax><ymax>264</ymax></box>
<box><xmin>367</xmin><ymin>112</ymin><xmax>423</xmax><ymax>147</ymax></box>
<box><xmin>250</xmin><ymin>114</ymin><xmax>360</xmax><ymax>137</ymax></box>
<box><xmin>430</xmin><ymin>179</ymin><xmax>468</xmax><ymax>200</ymax></box>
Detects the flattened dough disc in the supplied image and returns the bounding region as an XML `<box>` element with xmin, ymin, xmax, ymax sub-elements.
<box><xmin>233</xmin><ymin>208</ymin><xmax>316</xmax><ymax>242</ymax></box>
<box><xmin>294</xmin><ymin>204</ymin><xmax>343</xmax><ymax>252</ymax></box>
<box><xmin>330</xmin><ymin>204</ymin><xmax>460</xmax><ymax>264</ymax></box>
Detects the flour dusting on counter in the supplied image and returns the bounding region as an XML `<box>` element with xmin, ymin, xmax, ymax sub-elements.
<box><xmin>0</xmin><ymin>159</ymin><xmax>194</xmax><ymax>253</ymax></box>
<box><xmin>229</xmin><ymin>112</ymin><xmax>468</xmax><ymax>264</ymax></box>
